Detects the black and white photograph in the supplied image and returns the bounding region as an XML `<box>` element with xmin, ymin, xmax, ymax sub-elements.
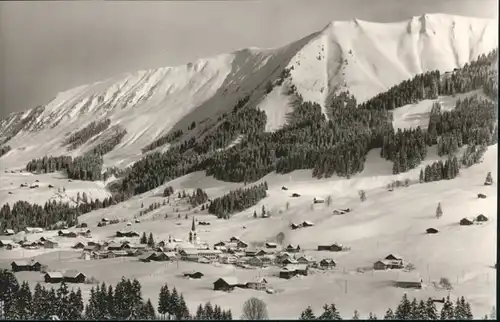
<box><xmin>0</xmin><ymin>0</ymin><xmax>497</xmax><ymax>319</ymax></box>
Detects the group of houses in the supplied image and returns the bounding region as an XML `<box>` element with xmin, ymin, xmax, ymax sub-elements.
<box><xmin>213</xmin><ymin>276</ymin><xmax>270</xmax><ymax>292</ymax></box>
<box><xmin>459</xmin><ymin>214</ymin><xmax>489</xmax><ymax>226</ymax></box>
<box><xmin>290</xmin><ymin>221</ymin><xmax>314</xmax><ymax>230</ymax></box>
<box><xmin>44</xmin><ymin>271</ymin><xmax>87</xmax><ymax>284</ymax></box>
<box><xmin>58</xmin><ymin>229</ymin><xmax>92</xmax><ymax>238</ymax></box>
<box><xmin>0</xmin><ymin>237</ymin><xmax>60</xmax><ymax>250</ymax></box>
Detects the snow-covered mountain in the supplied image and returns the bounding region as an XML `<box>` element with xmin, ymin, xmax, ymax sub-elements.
<box><xmin>0</xmin><ymin>14</ymin><xmax>497</xmax><ymax>169</ymax></box>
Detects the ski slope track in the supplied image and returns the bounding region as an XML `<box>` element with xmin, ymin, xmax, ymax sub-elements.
<box><xmin>0</xmin><ymin>14</ymin><xmax>497</xmax><ymax>168</ymax></box>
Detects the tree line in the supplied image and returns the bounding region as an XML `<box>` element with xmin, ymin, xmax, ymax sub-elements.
<box><xmin>207</xmin><ymin>182</ymin><xmax>268</xmax><ymax>219</ymax></box>
<box><xmin>419</xmin><ymin>156</ymin><xmax>460</xmax><ymax>183</ymax></box>
<box><xmin>84</xmin><ymin>126</ymin><xmax>127</xmax><ymax>157</ymax></box>
<box><xmin>63</xmin><ymin>118</ymin><xmax>111</xmax><ymax>151</ymax></box>
<box><xmin>0</xmin><ymin>194</ymin><xmax>122</xmax><ymax>232</ymax></box>
<box><xmin>25</xmin><ymin>154</ymin><xmax>103</xmax><ymax>181</ymax></box>
<box><xmin>0</xmin><ymin>270</ymin><xmax>232</xmax><ymax>321</ymax></box>
<box><xmin>299</xmin><ymin>293</ymin><xmax>487</xmax><ymax>320</ymax></box>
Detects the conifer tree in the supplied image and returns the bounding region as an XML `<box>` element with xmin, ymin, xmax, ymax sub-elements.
<box><xmin>440</xmin><ymin>296</ymin><xmax>455</xmax><ymax>320</ymax></box>
<box><xmin>140</xmin><ymin>232</ymin><xmax>147</xmax><ymax>244</ymax></box>
<box><xmin>299</xmin><ymin>306</ymin><xmax>316</xmax><ymax>320</ymax></box>
<box><xmin>425</xmin><ymin>298</ymin><xmax>438</xmax><ymax>320</ymax></box>
<box><xmin>353</xmin><ymin>309</ymin><xmax>360</xmax><ymax>320</ymax></box>
<box><xmin>485</xmin><ymin>171</ymin><xmax>493</xmax><ymax>185</ymax></box>
<box><xmin>383</xmin><ymin>308</ymin><xmax>394</xmax><ymax>320</ymax></box>
<box><xmin>436</xmin><ymin>202</ymin><xmax>443</xmax><ymax>219</ymax></box>
<box><xmin>147</xmin><ymin>233</ymin><xmax>155</xmax><ymax>247</ymax></box>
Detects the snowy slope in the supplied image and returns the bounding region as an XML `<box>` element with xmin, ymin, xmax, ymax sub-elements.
<box><xmin>0</xmin><ymin>143</ymin><xmax>496</xmax><ymax>318</ymax></box>
<box><xmin>0</xmin><ymin>14</ymin><xmax>497</xmax><ymax>169</ymax></box>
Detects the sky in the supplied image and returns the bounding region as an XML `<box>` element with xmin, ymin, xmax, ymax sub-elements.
<box><xmin>0</xmin><ymin>0</ymin><xmax>497</xmax><ymax>117</ymax></box>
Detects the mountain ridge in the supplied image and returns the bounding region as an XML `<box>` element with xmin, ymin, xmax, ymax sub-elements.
<box><xmin>0</xmin><ymin>13</ymin><xmax>497</xmax><ymax>169</ymax></box>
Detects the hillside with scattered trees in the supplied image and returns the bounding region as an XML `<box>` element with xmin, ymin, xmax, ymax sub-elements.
<box><xmin>64</xmin><ymin>118</ymin><xmax>111</xmax><ymax>151</ymax></box>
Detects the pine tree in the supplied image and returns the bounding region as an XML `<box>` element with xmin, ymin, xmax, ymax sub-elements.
<box><xmin>395</xmin><ymin>294</ymin><xmax>411</xmax><ymax>319</ymax></box>
<box><xmin>299</xmin><ymin>306</ymin><xmax>316</xmax><ymax>320</ymax></box>
<box><xmin>409</xmin><ymin>298</ymin><xmax>418</xmax><ymax>319</ymax></box>
<box><xmin>425</xmin><ymin>298</ymin><xmax>438</xmax><ymax>320</ymax></box>
<box><xmin>147</xmin><ymin>233</ymin><xmax>155</xmax><ymax>247</ymax></box>
<box><xmin>436</xmin><ymin>202</ymin><xmax>443</xmax><ymax>219</ymax></box>
<box><xmin>253</xmin><ymin>210</ymin><xmax>257</xmax><ymax>218</ymax></box>
<box><xmin>318</xmin><ymin>303</ymin><xmax>341</xmax><ymax>320</ymax></box>
<box><xmin>485</xmin><ymin>171</ymin><xmax>493</xmax><ymax>185</ymax></box>
<box><xmin>368</xmin><ymin>312</ymin><xmax>378</xmax><ymax>320</ymax></box>
<box><xmin>383</xmin><ymin>308</ymin><xmax>394</xmax><ymax>320</ymax></box>
<box><xmin>440</xmin><ymin>296</ymin><xmax>455</xmax><ymax>320</ymax></box>
<box><xmin>195</xmin><ymin>304</ymin><xmax>204</xmax><ymax>319</ymax></box>
<box><xmin>144</xmin><ymin>299</ymin><xmax>156</xmax><ymax>319</ymax></box>
<box><xmin>353</xmin><ymin>309</ymin><xmax>360</xmax><ymax>320</ymax></box>
<box><xmin>417</xmin><ymin>300</ymin><xmax>427</xmax><ymax>320</ymax></box>
<box><xmin>168</xmin><ymin>287</ymin><xmax>180</xmax><ymax>318</ymax></box>
<box><xmin>261</xmin><ymin>205</ymin><xmax>266</xmax><ymax>217</ymax></box>
<box><xmin>140</xmin><ymin>232</ymin><xmax>147</xmax><ymax>244</ymax></box>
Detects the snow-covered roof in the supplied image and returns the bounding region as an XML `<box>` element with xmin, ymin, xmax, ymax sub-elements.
<box><xmin>0</xmin><ymin>239</ymin><xmax>14</xmax><ymax>245</ymax></box>
<box><xmin>216</xmin><ymin>276</ymin><xmax>239</xmax><ymax>285</ymax></box>
<box><xmin>45</xmin><ymin>272</ymin><xmax>64</xmax><ymax>279</ymax></box>
<box><xmin>64</xmin><ymin>271</ymin><xmax>85</xmax><ymax>278</ymax></box>
<box><xmin>396</xmin><ymin>272</ymin><xmax>422</xmax><ymax>283</ymax></box>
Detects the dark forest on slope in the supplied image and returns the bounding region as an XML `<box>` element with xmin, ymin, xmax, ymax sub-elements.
<box><xmin>1</xmin><ymin>49</ymin><xmax>497</xmax><ymax>231</ymax></box>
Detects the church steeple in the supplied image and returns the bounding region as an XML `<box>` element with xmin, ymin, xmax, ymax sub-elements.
<box><xmin>189</xmin><ymin>217</ymin><xmax>197</xmax><ymax>244</ymax></box>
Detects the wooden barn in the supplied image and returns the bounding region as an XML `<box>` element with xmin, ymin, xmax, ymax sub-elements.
<box><xmin>184</xmin><ymin>271</ymin><xmax>204</xmax><ymax>279</ymax></box>
<box><xmin>45</xmin><ymin>272</ymin><xmax>64</xmax><ymax>283</ymax></box>
<box><xmin>116</xmin><ymin>231</ymin><xmax>140</xmax><ymax>238</ymax></box>
<box><xmin>213</xmin><ymin>277</ymin><xmax>240</xmax><ymax>292</ymax></box>
<box><xmin>63</xmin><ymin>271</ymin><xmax>86</xmax><ymax>283</ymax></box>
<box><xmin>319</xmin><ymin>259</ymin><xmax>336</xmax><ymax>269</ymax></box>
<box><xmin>290</xmin><ymin>223</ymin><xmax>301</xmax><ymax>230</ymax></box>
<box><xmin>3</xmin><ymin>229</ymin><xmax>15</xmax><ymax>236</ymax></box>
<box><xmin>73</xmin><ymin>242</ymin><xmax>86</xmax><ymax>249</ymax></box>
<box><xmin>291</xmin><ymin>193</ymin><xmax>301</xmax><ymax>197</ymax></box>
<box><xmin>0</xmin><ymin>239</ymin><xmax>14</xmax><ymax>248</ymax></box>
<box><xmin>11</xmin><ymin>260</ymin><xmax>42</xmax><ymax>272</ymax></box>
<box><xmin>426</xmin><ymin>228</ymin><xmax>439</xmax><ymax>234</ymax></box>
<box><xmin>476</xmin><ymin>214</ymin><xmax>489</xmax><ymax>222</ymax></box>
<box><xmin>265</xmin><ymin>242</ymin><xmax>277</xmax><ymax>249</ymax></box>
<box><xmin>317</xmin><ymin>243</ymin><xmax>343</xmax><ymax>252</ymax></box>
<box><xmin>460</xmin><ymin>218</ymin><xmax>474</xmax><ymax>226</ymax></box>
<box><xmin>302</xmin><ymin>221</ymin><xmax>314</xmax><ymax>227</ymax></box>
<box><xmin>395</xmin><ymin>273</ymin><xmax>423</xmax><ymax>289</ymax></box>
<box><xmin>245</xmin><ymin>277</ymin><xmax>268</xmax><ymax>290</ymax></box>
<box><xmin>477</xmin><ymin>193</ymin><xmax>487</xmax><ymax>199</ymax></box>
<box><xmin>374</xmin><ymin>259</ymin><xmax>404</xmax><ymax>270</ymax></box>
<box><xmin>285</xmin><ymin>244</ymin><xmax>301</xmax><ymax>253</ymax></box>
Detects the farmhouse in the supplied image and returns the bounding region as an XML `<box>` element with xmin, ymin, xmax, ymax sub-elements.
<box><xmin>291</xmin><ymin>193</ymin><xmax>301</xmax><ymax>197</ymax></box>
<box><xmin>237</xmin><ymin>240</ymin><xmax>249</xmax><ymax>249</ymax></box>
<box><xmin>477</xmin><ymin>193</ymin><xmax>487</xmax><ymax>199</ymax></box>
<box><xmin>11</xmin><ymin>260</ymin><xmax>42</xmax><ymax>272</ymax></box>
<box><xmin>426</xmin><ymin>228</ymin><xmax>439</xmax><ymax>234</ymax></box>
<box><xmin>180</xmin><ymin>249</ymin><xmax>199</xmax><ymax>261</ymax></box>
<box><xmin>297</xmin><ymin>256</ymin><xmax>315</xmax><ymax>265</ymax></box>
<box><xmin>83</xmin><ymin>245</ymin><xmax>98</xmax><ymax>252</ymax></box>
<box><xmin>219</xmin><ymin>254</ymin><xmax>238</xmax><ymax>264</ymax></box>
<box><xmin>63</xmin><ymin>271</ymin><xmax>87</xmax><ymax>283</ymax></box>
<box><xmin>291</xmin><ymin>223</ymin><xmax>301</xmax><ymax>230</ymax></box>
<box><xmin>197</xmin><ymin>249</ymin><xmax>222</xmax><ymax>261</ymax></box>
<box><xmin>245</xmin><ymin>277</ymin><xmax>268</xmax><ymax>290</ymax></box>
<box><xmin>279</xmin><ymin>267</ymin><xmax>296</xmax><ymax>279</ymax></box>
<box><xmin>116</xmin><ymin>231</ymin><xmax>140</xmax><ymax>238</ymax></box>
<box><xmin>21</xmin><ymin>241</ymin><xmax>39</xmax><ymax>249</ymax></box>
<box><xmin>229</xmin><ymin>236</ymin><xmax>241</xmax><ymax>243</ymax></box>
<box><xmin>214</xmin><ymin>241</ymin><xmax>226</xmax><ymax>247</ymax></box>
<box><xmin>139</xmin><ymin>252</ymin><xmax>157</xmax><ymax>262</ymax></box>
<box><xmin>285</xmin><ymin>244</ymin><xmax>301</xmax><ymax>253</ymax></box>
<box><xmin>317</xmin><ymin>243</ymin><xmax>343</xmax><ymax>252</ymax></box>
<box><xmin>302</xmin><ymin>221</ymin><xmax>314</xmax><ymax>227</ymax></box>
<box><xmin>460</xmin><ymin>218</ymin><xmax>474</xmax><ymax>226</ymax></box>
<box><xmin>265</xmin><ymin>242</ymin><xmax>277</xmax><ymax>249</ymax></box>
<box><xmin>395</xmin><ymin>273</ymin><xmax>423</xmax><ymax>289</ymax></box>
<box><xmin>4</xmin><ymin>229</ymin><xmax>15</xmax><ymax>236</ymax></box>
<box><xmin>282</xmin><ymin>258</ymin><xmax>299</xmax><ymax>265</ymax></box>
<box><xmin>256</xmin><ymin>249</ymin><xmax>272</xmax><ymax>256</ymax></box>
<box><xmin>184</xmin><ymin>271</ymin><xmax>204</xmax><ymax>279</ymax></box>
<box><xmin>0</xmin><ymin>239</ymin><xmax>14</xmax><ymax>247</ymax></box>
<box><xmin>73</xmin><ymin>242</ymin><xmax>86</xmax><ymax>249</ymax></box>
<box><xmin>248</xmin><ymin>257</ymin><xmax>263</xmax><ymax>267</ymax></box>
<box><xmin>374</xmin><ymin>260</ymin><xmax>404</xmax><ymax>270</ymax></box>
<box><xmin>245</xmin><ymin>249</ymin><xmax>258</xmax><ymax>257</ymax></box>
<box><xmin>213</xmin><ymin>277</ymin><xmax>240</xmax><ymax>292</ymax></box>
<box><xmin>45</xmin><ymin>272</ymin><xmax>64</xmax><ymax>283</ymax></box>
<box><xmin>279</xmin><ymin>264</ymin><xmax>309</xmax><ymax>279</ymax></box>
<box><xmin>385</xmin><ymin>254</ymin><xmax>404</xmax><ymax>262</ymax></box>
<box><xmin>476</xmin><ymin>214</ymin><xmax>489</xmax><ymax>222</ymax></box>
<box><xmin>319</xmin><ymin>259</ymin><xmax>336</xmax><ymax>269</ymax></box>
<box><xmin>44</xmin><ymin>239</ymin><xmax>59</xmax><ymax>249</ymax></box>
